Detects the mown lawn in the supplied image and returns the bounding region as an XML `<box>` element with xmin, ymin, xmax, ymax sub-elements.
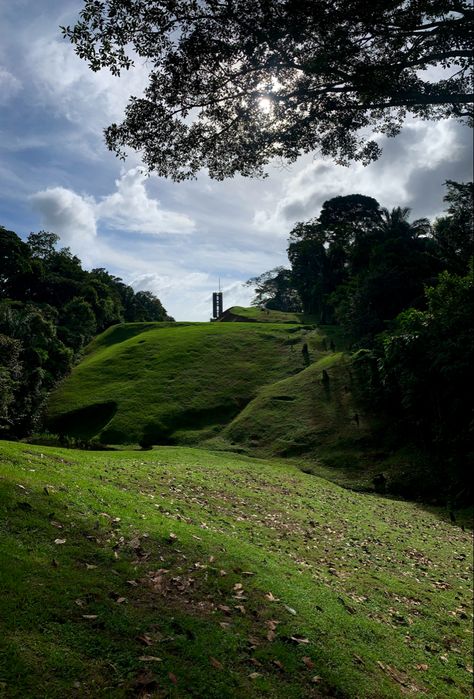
<box><xmin>0</xmin><ymin>441</ymin><xmax>472</xmax><ymax>698</ymax></box>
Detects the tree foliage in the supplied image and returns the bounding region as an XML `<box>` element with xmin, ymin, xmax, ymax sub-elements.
<box><xmin>377</xmin><ymin>268</ymin><xmax>474</xmax><ymax>497</ymax></box>
<box><xmin>0</xmin><ymin>226</ymin><xmax>172</xmax><ymax>435</ymax></box>
<box><xmin>246</xmin><ymin>267</ymin><xmax>301</xmax><ymax>311</ymax></box>
<box><xmin>432</xmin><ymin>180</ymin><xmax>474</xmax><ymax>272</ymax></box>
<box><xmin>252</xmin><ymin>181</ymin><xmax>472</xmax><ymax>496</ymax></box>
<box><xmin>287</xmin><ymin>194</ymin><xmax>386</xmax><ymax>322</ymax></box>
<box><xmin>63</xmin><ymin>0</ymin><xmax>473</xmax><ymax>180</ymax></box>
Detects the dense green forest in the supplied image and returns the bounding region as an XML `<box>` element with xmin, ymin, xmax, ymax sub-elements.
<box><xmin>0</xmin><ymin>228</ymin><xmax>172</xmax><ymax>436</ymax></box>
<box><xmin>248</xmin><ymin>181</ymin><xmax>474</xmax><ymax>502</ymax></box>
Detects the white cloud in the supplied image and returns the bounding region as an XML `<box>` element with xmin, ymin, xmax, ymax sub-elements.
<box><xmin>30</xmin><ymin>186</ymin><xmax>97</xmax><ymax>262</ymax></box>
<box><xmin>129</xmin><ymin>272</ymin><xmax>253</xmax><ymax>321</ymax></box>
<box><xmin>97</xmin><ymin>168</ymin><xmax>194</xmax><ymax>235</ymax></box>
<box><xmin>0</xmin><ymin>66</ymin><xmax>21</xmax><ymax>104</ymax></box>
<box><xmin>28</xmin><ymin>35</ymin><xmax>149</xmax><ymax>133</ymax></box>
<box><xmin>31</xmin><ymin>168</ymin><xmax>195</xmax><ymax>261</ymax></box>
<box><xmin>252</xmin><ymin>120</ymin><xmax>469</xmax><ymax>234</ymax></box>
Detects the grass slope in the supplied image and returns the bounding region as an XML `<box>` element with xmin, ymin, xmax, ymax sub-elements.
<box><xmin>0</xmin><ymin>441</ymin><xmax>472</xmax><ymax>698</ymax></box>
<box><xmin>46</xmin><ymin>322</ymin><xmax>323</xmax><ymax>445</ymax></box>
<box><xmin>207</xmin><ymin>353</ymin><xmax>391</xmax><ymax>491</ymax></box>
<box><xmin>220</xmin><ymin>306</ymin><xmax>318</xmax><ymax>324</ymax></box>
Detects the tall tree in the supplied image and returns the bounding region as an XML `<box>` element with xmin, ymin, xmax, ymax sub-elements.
<box><xmin>287</xmin><ymin>195</ymin><xmax>382</xmax><ymax>321</ymax></box>
<box><xmin>246</xmin><ymin>267</ymin><xmax>301</xmax><ymax>312</ymax></box>
<box><xmin>331</xmin><ymin>206</ymin><xmax>437</xmax><ymax>343</ymax></box>
<box><xmin>432</xmin><ymin>180</ymin><xmax>474</xmax><ymax>272</ymax></box>
<box><xmin>27</xmin><ymin>231</ymin><xmax>60</xmax><ymax>260</ymax></box>
<box><xmin>64</xmin><ymin>0</ymin><xmax>473</xmax><ymax>180</ymax></box>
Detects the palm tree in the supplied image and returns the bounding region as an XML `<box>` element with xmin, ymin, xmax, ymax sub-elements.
<box><xmin>379</xmin><ymin>207</ymin><xmax>431</xmax><ymax>239</ymax></box>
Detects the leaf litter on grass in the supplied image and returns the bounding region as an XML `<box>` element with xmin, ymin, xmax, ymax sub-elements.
<box><xmin>0</xmin><ymin>441</ymin><xmax>472</xmax><ymax>698</ymax></box>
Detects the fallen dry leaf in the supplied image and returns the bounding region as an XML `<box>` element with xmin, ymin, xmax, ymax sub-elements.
<box><xmin>210</xmin><ymin>657</ymin><xmax>223</xmax><ymax>670</ymax></box>
<box><xmin>290</xmin><ymin>636</ymin><xmax>310</xmax><ymax>645</ymax></box>
<box><xmin>168</xmin><ymin>672</ymin><xmax>178</xmax><ymax>685</ymax></box>
<box><xmin>303</xmin><ymin>656</ymin><xmax>315</xmax><ymax>670</ymax></box>
<box><xmin>265</xmin><ymin>592</ymin><xmax>280</xmax><ymax>602</ymax></box>
<box><xmin>137</xmin><ymin>634</ymin><xmax>154</xmax><ymax>646</ymax></box>
<box><xmin>266</xmin><ymin>619</ymin><xmax>280</xmax><ymax>630</ymax></box>
<box><xmin>415</xmin><ymin>664</ymin><xmax>428</xmax><ymax>671</ymax></box>
<box><xmin>54</xmin><ymin>538</ymin><xmax>66</xmax><ymax>545</ymax></box>
<box><xmin>82</xmin><ymin>615</ymin><xmax>97</xmax><ymax>620</ymax></box>
<box><xmin>139</xmin><ymin>656</ymin><xmax>162</xmax><ymax>662</ymax></box>
<box><xmin>249</xmin><ymin>672</ymin><xmax>262</xmax><ymax>679</ymax></box>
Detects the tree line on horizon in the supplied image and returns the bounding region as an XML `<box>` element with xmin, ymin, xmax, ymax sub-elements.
<box><xmin>248</xmin><ymin>180</ymin><xmax>473</xmax><ymax>501</ymax></box>
<box><xmin>0</xmin><ymin>228</ymin><xmax>172</xmax><ymax>437</ymax></box>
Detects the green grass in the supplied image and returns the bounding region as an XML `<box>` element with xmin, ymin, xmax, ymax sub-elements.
<box><xmin>44</xmin><ymin>318</ymin><xmax>419</xmax><ymax>491</ymax></box>
<box><xmin>0</xmin><ymin>441</ymin><xmax>472</xmax><ymax>698</ymax></box>
<box><xmin>221</xmin><ymin>306</ymin><xmax>318</xmax><ymax>324</ymax></box>
<box><xmin>46</xmin><ymin>321</ymin><xmax>326</xmax><ymax>445</ymax></box>
<box><xmin>207</xmin><ymin>353</ymin><xmax>394</xmax><ymax>491</ymax></box>
<box><xmin>213</xmin><ymin>353</ymin><xmax>363</xmax><ymax>455</ymax></box>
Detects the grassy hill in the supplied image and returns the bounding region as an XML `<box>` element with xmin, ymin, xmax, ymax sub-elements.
<box><xmin>218</xmin><ymin>306</ymin><xmax>318</xmax><ymax>324</ymax></box>
<box><xmin>0</xmin><ymin>441</ymin><xmax>472</xmax><ymax>698</ymax></box>
<box><xmin>44</xmin><ymin>314</ymin><xmax>438</xmax><ymax>497</ymax></box>
<box><xmin>46</xmin><ymin>321</ymin><xmax>329</xmax><ymax>446</ymax></box>
<box><xmin>209</xmin><ymin>353</ymin><xmax>366</xmax><ymax>461</ymax></box>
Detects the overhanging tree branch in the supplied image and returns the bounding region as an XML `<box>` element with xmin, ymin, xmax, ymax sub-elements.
<box><xmin>64</xmin><ymin>0</ymin><xmax>474</xmax><ymax>180</ymax></box>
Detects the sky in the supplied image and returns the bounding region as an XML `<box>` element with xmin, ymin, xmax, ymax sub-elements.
<box><xmin>0</xmin><ymin>1</ymin><xmax>472</xmax><ymax>321</ymax></box>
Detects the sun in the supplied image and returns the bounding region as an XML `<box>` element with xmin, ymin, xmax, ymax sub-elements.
<box><xmin>259</xmin><ymin>96</ymin><xmax>272</xmax><ymax>114</ymax></box>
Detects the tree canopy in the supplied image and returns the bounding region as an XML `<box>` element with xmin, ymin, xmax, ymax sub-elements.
<box><xmin>63</xmin><ymin>0</ymin><xmax>473</xmax><ymax>180</ymax></box>
<box><xmin>249</xmin><ymin>181</ymin><xmax>473</xmax><ymax>498</ymax></box>
<box><xmin>0</xmin><ymin>226</ymin><xmax>172</xmax><ymax>436</ymax></box>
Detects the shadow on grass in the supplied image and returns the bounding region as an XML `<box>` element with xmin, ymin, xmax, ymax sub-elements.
<box><xmin>0</xmin><ymin>479</ymin><xmax>338</xmax><ymax>699</ymax></box>
<box><xmin>47</xmin><ymin>402</ymin><xmax>118</xmax><ymax>442</ymax></box>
